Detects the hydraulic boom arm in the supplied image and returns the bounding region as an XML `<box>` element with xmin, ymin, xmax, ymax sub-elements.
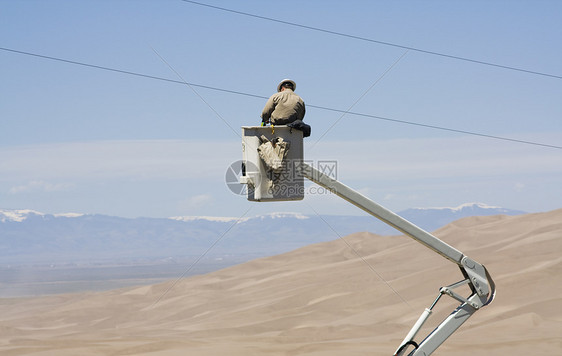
<box><xmin>301</xmin><ymin>163</ymin><xmax>496</xmax><ymax>356</ymax></box>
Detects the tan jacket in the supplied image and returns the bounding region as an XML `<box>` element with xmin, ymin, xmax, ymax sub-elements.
<box><xmin>261</xmin><ymin>89</ymin><xmax>305</xmax><ymax>125</ymax></box>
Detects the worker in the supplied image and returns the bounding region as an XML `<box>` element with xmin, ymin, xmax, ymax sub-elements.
<box><xmin>261</xmin><ymin>79</ymin><xmax>306</xmax><ymax>125</ymax></box>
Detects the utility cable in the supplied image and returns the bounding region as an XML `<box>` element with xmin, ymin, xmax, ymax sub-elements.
<box><xmin>308</xmin><ymin>105</ymin><xmax>562</xmax><ymax>150</ymax></box>
<box><xmin>180</xmin><ymin>0</ymin><xmax>562</xmax><ymax>80</ymax></box>
<box><xmin>2</xmin><ymin>46</ymin><xmax>560</xmax><ymax>150</ymax></box>
<box><xmin>309</xmin><ymin>50</ymin><xmax>409</xmax><ymax>151</ymax></box>
<box><xmin>150</xmin><ymin>45</ymin><xmax>241</xmax><ymax>139</ymax></box>
<box><xmin>0</xmin><ymin>47</ymin><xmax>267</xmax><ymax>100</ymax></box>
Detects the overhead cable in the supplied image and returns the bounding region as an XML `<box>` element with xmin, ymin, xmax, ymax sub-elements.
<box><xmin>307</xmin><ymin>106</ymin><xmax>562</xmax><ymax>150</ymax></box>
<box><xmin>1</xmin><ymin>46</ymin><xmax>560</xmax><ymax>150</ymax></box>
<box><xmin>180</xmin><ymin>0</ymin><xmax>562</xmax><ymax>80</ymax></box>
<box><xmin>150</xmin><ymin>45</ymin><xmax>242</xmax><ymax>139</ymax></box>
<box><xmin>0</xmin><ymin>47</ymin><xmax>267</xmax><ymax>100</ymax></box>
<box><xmin>310</xmin><ymin>50</ymin><xmax>409</xmax><ymax>151</ymax></box>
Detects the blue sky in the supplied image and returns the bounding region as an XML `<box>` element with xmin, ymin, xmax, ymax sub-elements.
<box><xmin>1</xmin><ymin>0</ymin><xmax>561</xmax><ymax>218</ymax></box>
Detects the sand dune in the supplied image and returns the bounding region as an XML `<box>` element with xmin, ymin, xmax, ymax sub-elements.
<box><xmin>1</xmin><ymin>209</ymin><xmax>561</xmax><ymax>355</ymax></box>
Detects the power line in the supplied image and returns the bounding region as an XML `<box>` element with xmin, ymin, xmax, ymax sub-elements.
<box><xmin>1</xmin><ymin>46</ymin><xmax>561</xmax><ymax>150</ymax></box>
<box><xmin>310</xmin><ymin>50</ymin><xmax>409</xmax><ymax>151</ymax></box>
<box><xmin>150</xmin><ymin>45</ymin><xmax>242</xmax><ymax>139</ymax></box>
<box><xmin>180</xmin><ymin>0</ymin><xmax>562</xmax><ymax>81</ymax></box>
<box><xmin>0</xmin><ymin>47</ymin><xmax>267</xmax><ymax>100</ymax></box>
<box><xmin>310</xmin><ymin>106</ymin><xmax>562</xmax><ymax>150</ymax></box>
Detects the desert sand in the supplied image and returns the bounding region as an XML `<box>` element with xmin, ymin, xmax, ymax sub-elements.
<box><xmin>1</xmin><ymin>209</ymin><xmax>561</xmax><ymax>355</ymax></box>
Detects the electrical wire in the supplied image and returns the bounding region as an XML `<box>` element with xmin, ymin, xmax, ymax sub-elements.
<box><xmin>308</xmin><ymin>105</ymin><xmax>562</xmax><ymax>150</ymax></box>
<box><xmin>0</xmin><ymin>47</ymin><xmax>267</xmax><ymax>100</ymax></box>
<box><xmin>1</xmin><ymin>46</ymin><xmax>561</xmax><ymax>150</ymax></box>
<box><xmin>150</xmin><ymin>45</ymin><xmax>242</xmax><ymax>139</ymax></box>
<box><xmin>309</xmin><ymin>50</ymin><xmax>409</xmax><ymax>151</ymax></box>
<box><xmin>180</xmin><ymin>0</ymin><xmax>562</xmax><ymax>80</ymax></box>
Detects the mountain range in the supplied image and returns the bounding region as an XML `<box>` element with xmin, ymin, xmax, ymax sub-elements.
<box><xmin>1</xmin><ymin>208</ymin><xmax>560</xmax><ymax>355</ymax></box>
<box><xmin>0</xmin><ymin>203</ymin><xmax>525</xmax><ymax>266</ymax></box>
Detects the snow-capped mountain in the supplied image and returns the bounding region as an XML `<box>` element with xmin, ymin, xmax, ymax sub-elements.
<box><xmin>0</xmin><ymin>204</ymin><xmax>526</xmax><ymax>265</ymax></box>
<box><xmin>0</xmin><ymin>209</ymin><xmax>84</xmax><ymax>223</ymax></box>
<box><xmin>0</xmin><ymin>209</ymin><xmax>43</xmax><ymax>222</ymax></box>
<box><xmin>399</xmin><ymin>203</ymin><xmax>526</xmax><ymax>232</ymax></box>
<box><xmin>169</xmin><ymin>212</ymin><xmax>310</xmax><ymax>223</ymax></box>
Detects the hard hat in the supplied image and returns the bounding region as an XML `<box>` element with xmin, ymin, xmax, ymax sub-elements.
<box><xmin>277</xmin><ymin>79</ymin><xmax>296</xmax><ymax>92</ymax></box>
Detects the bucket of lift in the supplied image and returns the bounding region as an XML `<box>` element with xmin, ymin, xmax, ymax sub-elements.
<box><xmin>240</xmin><ymin>125</ymin><xmax>304</xmax><ymax>202</ymax></box>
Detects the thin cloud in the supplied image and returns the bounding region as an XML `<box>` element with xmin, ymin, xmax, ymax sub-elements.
<box><xmin>0</xmin><ymin>140</ymin><xmax>239</xmax><ymax>182</ymax></box>
<box><xmin>9</xmin><ymin>180</ymin><xmax>74</xmax><ymax>194</ymax></box>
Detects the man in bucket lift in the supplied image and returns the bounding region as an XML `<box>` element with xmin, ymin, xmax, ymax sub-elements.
<box><xmin>261</xmin><ymin>79</ymin><xmax>306</xmax><ymax>126</ymax></box>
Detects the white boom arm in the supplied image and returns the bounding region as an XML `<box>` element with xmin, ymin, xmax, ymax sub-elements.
<box><xmin>301</xmin><ymin>163</ymin><xmax>496</xmax><ymax>356</ymax></box>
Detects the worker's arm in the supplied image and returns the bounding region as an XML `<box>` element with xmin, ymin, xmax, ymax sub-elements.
<box><xmin>297</xmin><ymin>100</ymin><xmax>306</xmax><ymax>121</ymax></box>
<box><xmin>261</xmin><ymin>95</ymin><xmax>277</xmax><ymax>123</ymax></box>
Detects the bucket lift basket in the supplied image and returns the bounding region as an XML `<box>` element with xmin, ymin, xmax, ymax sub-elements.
<box><xmin>240</xmin><ymin>125</ymin><xmax>304</xmax><ymax>202</ymax></box>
